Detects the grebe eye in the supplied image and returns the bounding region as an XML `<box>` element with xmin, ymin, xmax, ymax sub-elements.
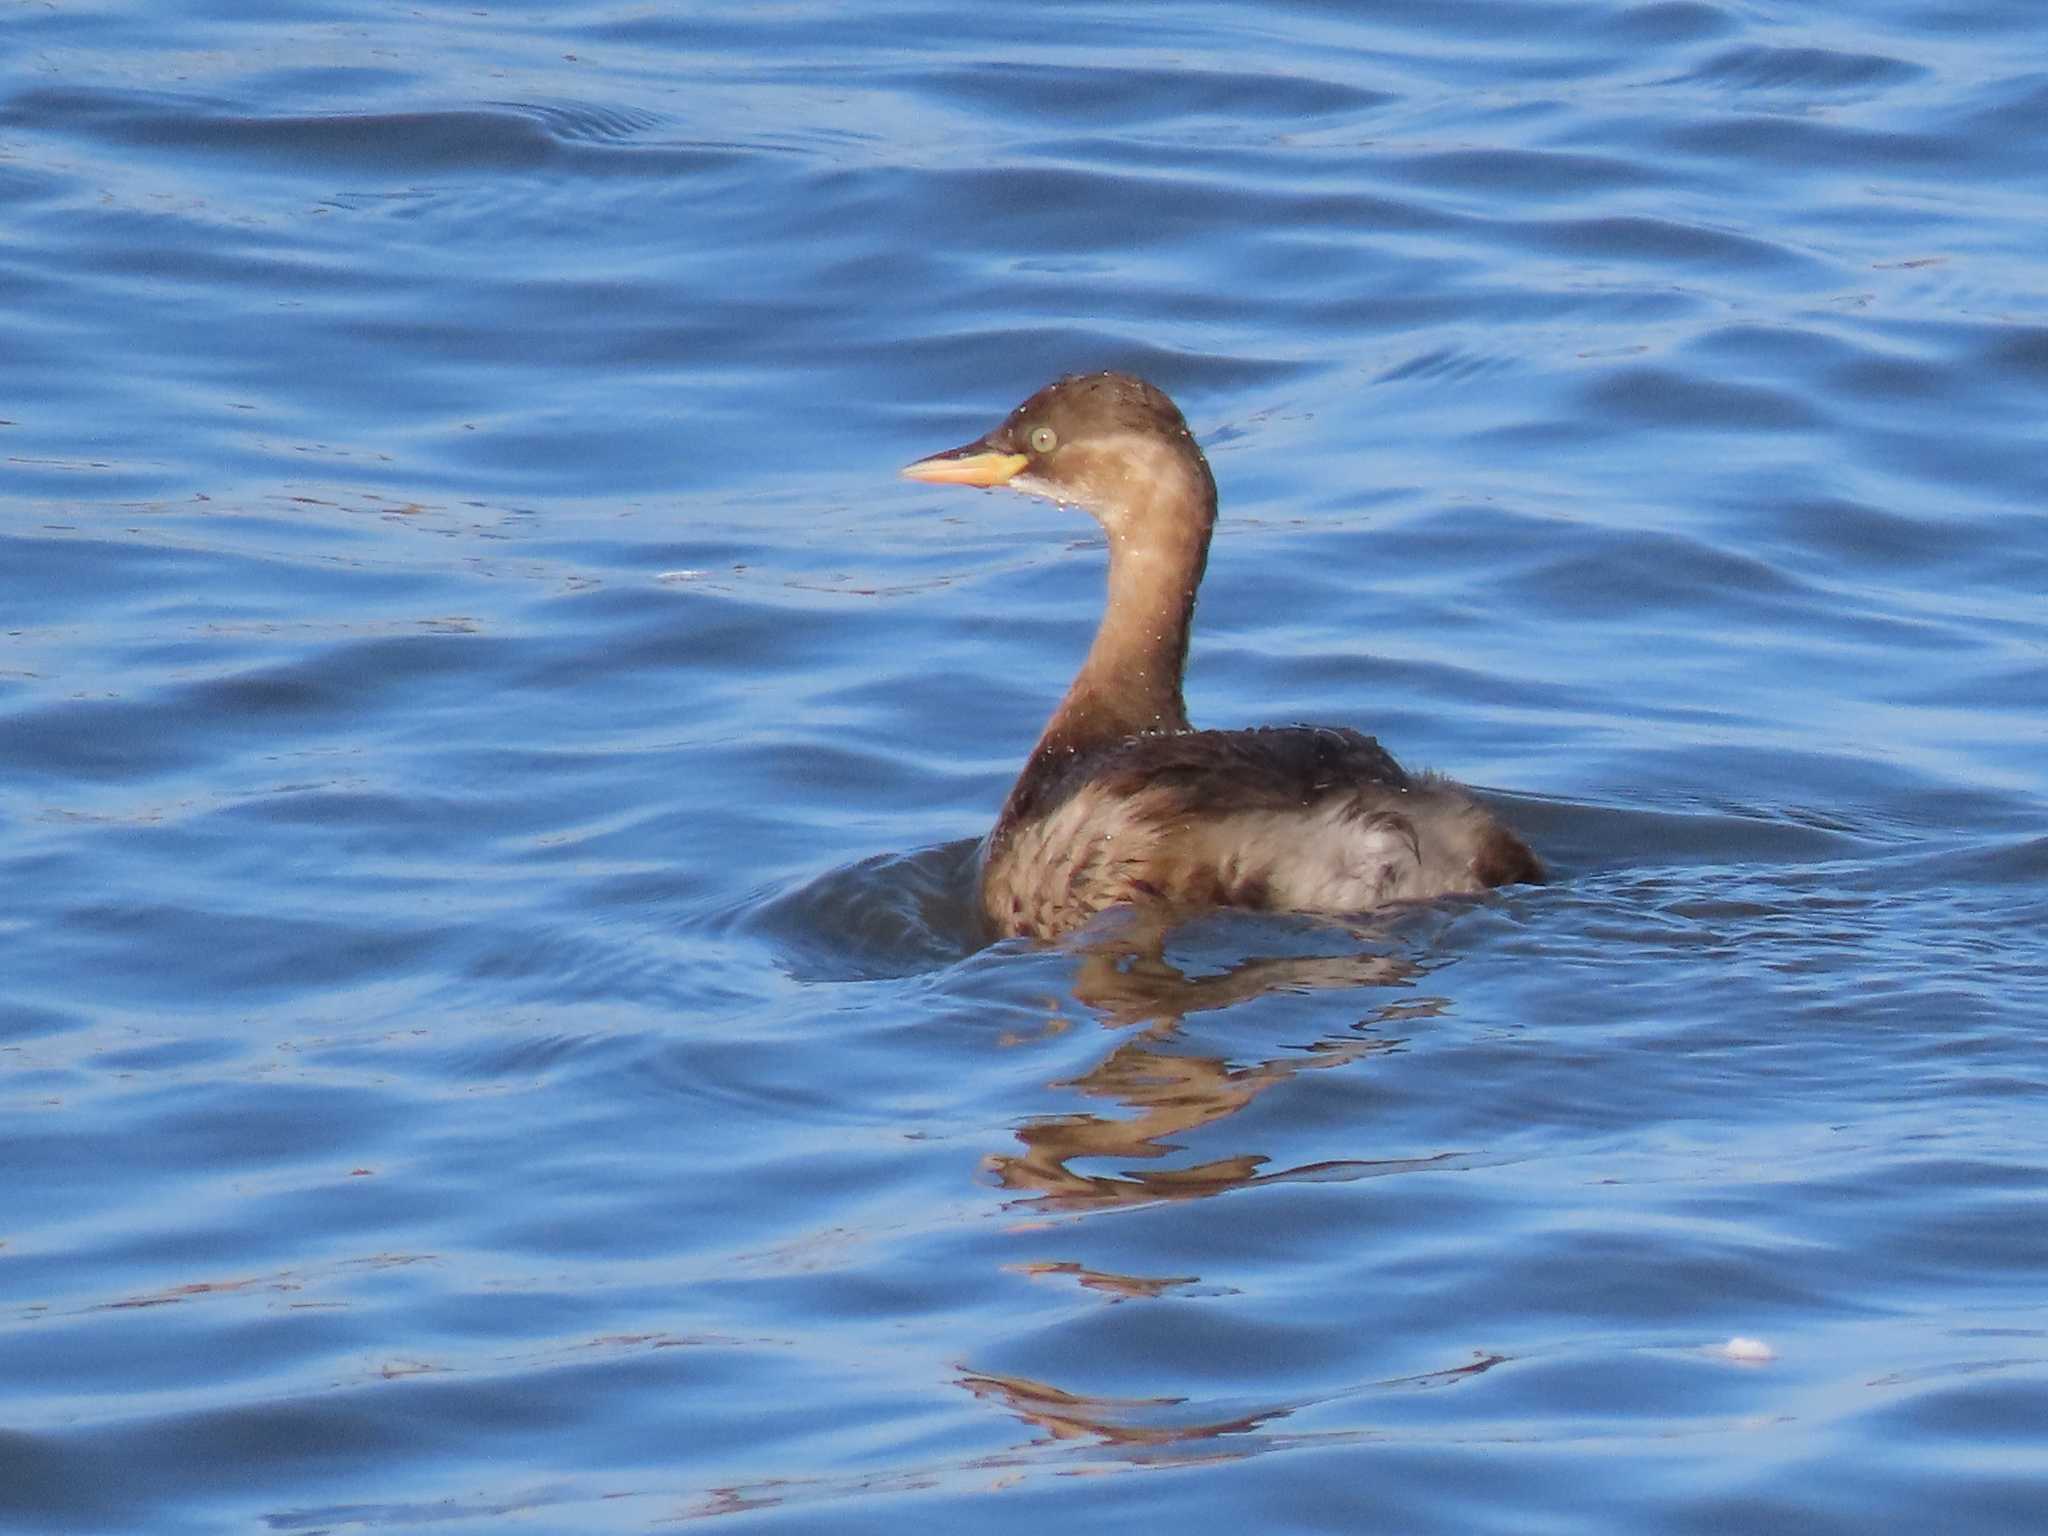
<box><xmin>1028</xmin><ymin>425</ymin><xmax>1058</xmax><ymax>454</ymax></box>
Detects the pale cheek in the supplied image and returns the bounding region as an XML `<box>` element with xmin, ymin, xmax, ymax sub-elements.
<box><xmin>1009</xmin><ymin>471</ymin><xmax>1063</xmax><ymax>504</ymax></box>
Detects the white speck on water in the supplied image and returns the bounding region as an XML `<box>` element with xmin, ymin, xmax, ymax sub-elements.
<box><xmin>1716</xmin><ymin>1336</ymin><xmax>1777</xmax><ymax>1365</ymax></box>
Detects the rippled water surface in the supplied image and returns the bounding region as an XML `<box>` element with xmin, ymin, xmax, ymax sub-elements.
<box><xmin>5</xmin><ymin>3</ymin><xmax>2047</xmax><ymax>1531</ymax></box>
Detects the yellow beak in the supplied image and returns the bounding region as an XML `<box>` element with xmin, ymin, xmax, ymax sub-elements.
<box><xmin>900</xmin><ymin>445</ymin><xmax>1029</xmax><ymax>488</ymax></box>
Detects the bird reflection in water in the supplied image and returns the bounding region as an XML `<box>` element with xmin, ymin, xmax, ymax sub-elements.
<box><xmin>950</xmin><ymin>910</ymin><xmax>1504</xmax><ymax>1474</ymax></box>
<box><xmin>986</xmin><ymin>911</ymin><xmax>1462</xmax><ymax>1211</ymax></box>
<box><xmin>957</xmin><ymin>1353</ymin><xmax>1506</xmax><ymax>1463</ymax></box>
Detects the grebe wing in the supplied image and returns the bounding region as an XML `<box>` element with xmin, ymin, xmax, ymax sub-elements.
<box><xmin>987</xmin><ymin>727</ymin><xmax>1538</xmax><ymax>939</ymax></box>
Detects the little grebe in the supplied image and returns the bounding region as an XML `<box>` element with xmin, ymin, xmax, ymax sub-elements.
<box><xmin>903</xmin><ymin>371</ymin><xmax>1541</xmax><ymax>942</ymax></box>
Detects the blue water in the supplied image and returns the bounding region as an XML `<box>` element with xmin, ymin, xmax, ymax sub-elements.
<box><xmin>4</xmin><ymin>3</ymin><xmax>2046</xmax><ymax>1531</ymax></box>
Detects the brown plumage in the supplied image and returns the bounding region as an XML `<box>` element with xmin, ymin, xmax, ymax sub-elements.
<box><xmin>902</xmin><ymin>371</ymin><xmax>1541</xmax><ymax>942</ymax></box>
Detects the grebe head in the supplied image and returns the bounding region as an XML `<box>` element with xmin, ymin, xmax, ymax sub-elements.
<box><xmin>901</xmin><ymin>371</ymin><xmax>1214</xmax><ymax>541</ymax></box>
